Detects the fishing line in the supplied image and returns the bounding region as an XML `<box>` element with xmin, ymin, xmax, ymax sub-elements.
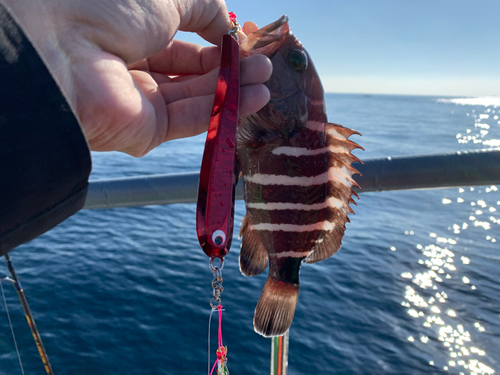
<box><xmin>208</xmin><ymin>307</ymin><xmax>214</xmax><ymax>374</ymax></box>
<box><xmin>208</xmin><ymin>305</ymin><xmax>227</xmax><ymax>375</ymax></box>
<box><xmin>1</xmin><ymin>277</ymin><xmax>25</xmax><ymax>375</ymax></box>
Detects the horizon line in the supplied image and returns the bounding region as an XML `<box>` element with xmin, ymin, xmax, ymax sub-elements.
<box><xmin>323</xmin><ymin>92</ymin><xmax>500</xmax><ymax>98</ymax></box>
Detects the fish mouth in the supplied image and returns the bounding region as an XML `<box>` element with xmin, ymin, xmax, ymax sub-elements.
<box><xmin>261</xmin><ymin>15</ymin><xmax>289</xmax><ymax>32</ymax></box>
<box><xmin>252</xmin><ymin>15</ymin><xmax>289</xmax><ymax>50</ymax></box>
<box><xmin>240</xmin><ymin>15</ymin><xmax>290</xmax><ymax>57</ymax></box>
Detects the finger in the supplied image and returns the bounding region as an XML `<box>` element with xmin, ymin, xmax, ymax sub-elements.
<box><xmin>150</xmin><ymin>72</ymin><xmax>173</xmax><ymax>85</ymax></box>
<box><xmin>158</xmin><ymin>54</ymin><xmax>272</xmax><ymax>104</ymax></box>
<box><xmin>241</xmin><ymin>54</ymin><xmax>273</xmax><ymax>87</ymax></box>
<box><xmin>174</xmin><ymin>0</ymin><xmax>232</xmax><ymax>45</ymax></box>
<box><xmin>127</xmin><ymin>59</ymin><xmax>149</xmax><ymax>71</ymax></box>
<box><xmin>243</xmin><ymin>21</ymin><xmax>259</xmax><ymax>34</ymax></box>
<box><xmin>165</xmin><ymin>95</ymin><xmax>213</xmax><ymax>141</ymax></box>
<box><xmin>239</xmin><ymin>83</ymin><xmax>271</xmax><ymax>118</ymax></box>
<box><xmin>165</xmin><ymin>83</ymin><xmax>270</xmax><ymax>142</ymax></box>
<box><xmin>146</xmin><ymin>40</ymin><xmax>221</xmax><ymax>76</ymax></box>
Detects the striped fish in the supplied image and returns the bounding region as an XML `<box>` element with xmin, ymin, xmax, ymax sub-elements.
<box><xmin>237</xmin><ymin>16</ymin><xmax>363</xmax><ymax>337</ymax></box>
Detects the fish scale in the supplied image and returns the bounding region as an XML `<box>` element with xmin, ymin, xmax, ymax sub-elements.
<box><xmin>237</xmin><ymin>16</ymin><xmax>362</xmax><ymax>337</ymax></box>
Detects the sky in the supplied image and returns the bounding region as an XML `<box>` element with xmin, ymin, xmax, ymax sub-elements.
<box><xmin>178</xmin><ymin>0</ymin><xmax>500</xmax><ymax>97</ymax></box>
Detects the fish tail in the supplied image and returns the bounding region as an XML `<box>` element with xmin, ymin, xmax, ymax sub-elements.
<box><xmin>253</xmin><ymin>277</ymin><xmax>299</xmax><ymax>337</ymax></box>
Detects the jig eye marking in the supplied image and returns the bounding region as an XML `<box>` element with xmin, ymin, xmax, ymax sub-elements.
<box><xmin>212</xmin><ymin>230</ymin><xmax>226</xmax><ymax>246</ymax></box>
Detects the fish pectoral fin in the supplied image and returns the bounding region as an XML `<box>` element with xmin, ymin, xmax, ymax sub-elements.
<box><xmin>254</xmin><ymin>277</ymin><xmax>299</xmax><ymax>337</ymax></box>
<box><xmin>304</xmin><ymin>228</ymin><xmax>344</xmax><ymax>264</ymax></box>
<box><xmin>239</xmin><ymin>215</ymin><xmax>268</xmax><ymax>276</ymax></box>
<box><xmin>236</xmin><ymin>116</ymin><xmax>278</xmax><ymax>150</ymax></box>
<box><xmin>236</xmin><ymin>127</ymin><xmax>262</xmax><ymax>150</ymax></box>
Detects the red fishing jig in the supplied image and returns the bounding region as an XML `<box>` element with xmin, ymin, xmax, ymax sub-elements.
<box><xmin>197</xmin><ymin>13</ymin><xmax>240</xmax><ymax>375</ymax></box>
<box><xmin>196</xmin><ymin>17</ymin><xmax>240</xmax><ymax>262</ymax></box>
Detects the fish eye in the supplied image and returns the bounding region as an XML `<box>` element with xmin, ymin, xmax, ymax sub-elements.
<box><xmin>287</xmin><ymin>49</ymin><xmax>308</xmax><ymax>72</ymax></box>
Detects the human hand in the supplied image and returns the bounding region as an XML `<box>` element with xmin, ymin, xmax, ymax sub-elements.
<box><xmin>4</xmin><ymin>0</ymin><xmax>272</xmax><ymax>156</ymax></box>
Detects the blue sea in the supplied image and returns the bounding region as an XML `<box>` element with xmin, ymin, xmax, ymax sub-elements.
<box><xmin>1</xmin><ymin>94</ymin><xmax>499</xmax><ymax>374</ymax></box>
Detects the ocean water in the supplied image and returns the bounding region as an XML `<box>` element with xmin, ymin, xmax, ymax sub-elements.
<box><xmin>1</xmin><ymin>94</ymin><xmax>499</xmax><ymax>374</ymax></box>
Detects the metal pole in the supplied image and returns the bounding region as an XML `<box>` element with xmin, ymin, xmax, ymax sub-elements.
<box><xmin>83</xmin><ymin>149</ymin><xmax>500</xmax><ymax>209</ymax></box>
<box><xmin>271</xmin><ymin>330</ymin><xmax>289</xmax><ymax>375</ymax></box>
<box><xmin>4</xmin><ymin>254</ymin><xmax>54</xmax><ymax>375</ymax></box>
<box><xmin>353</xmin><ymin>149</ymin><xmax>500</xmax><ymax>193</ymax></box>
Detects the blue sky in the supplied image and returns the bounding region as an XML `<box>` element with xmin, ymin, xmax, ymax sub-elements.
<box><xmin>179</xmin><ymin>0</ymin><xmax>500</xmax><ymax>97</ymax></box>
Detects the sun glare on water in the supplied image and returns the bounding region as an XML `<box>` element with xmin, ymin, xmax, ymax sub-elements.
<box><xmin>398</xmin><ymin>102</ymin><xmax>499</xmax><ymax>374</ymax></box>
<box><xmin>454</xmin><ymin>106</ymin><xmax>500</xmax><ymax>149</ymax></box>
<box><xmin>437</xmin><ymin>97</ymin><xmax>500</xmax><ymax>108</ymax></box>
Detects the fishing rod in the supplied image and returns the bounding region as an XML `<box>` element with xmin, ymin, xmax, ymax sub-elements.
<box><xmin>2</xmin><ymin>254</ymin><xmax>54</xmax><ymax>375</ymax></box>
<box><xmin>271</xmin><ymin>330</ymin><xmax>289</xmax><ymax>375</ymax></box>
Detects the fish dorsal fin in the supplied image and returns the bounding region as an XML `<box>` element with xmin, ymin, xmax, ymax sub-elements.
<box><xmin>304</xmin><ymin>122</ymin><xmax>362</xmax><ymax>264</ymax></box>
<box><xmin>239</xmin><ymin>214</ymin><xmax>268</xmax><ymax>276</ymax></box>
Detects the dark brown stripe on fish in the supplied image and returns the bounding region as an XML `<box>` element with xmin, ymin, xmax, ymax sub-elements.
<box><xmin>246</xmin><ymin>206</ymin><xmax>346</xmax><ymax>226</ymax></box>
<box><xmin>243</xmin><ymin>152</ymin><xmax>328</xmax><ymax>178</ymax></box>
<box><xmin>306</xmin><ymin>97</ymin><xmax>327</xmax><ymax>122</ymax></box>
<box><xmin>244</xmin><ymin>226</ymin><xmax>328</xmax><ymax>252</ymax></box>
<box><xmin>244</xmin><ymin>180</ymin><xmax>356</xmax><ymax>208</ymax></box>
<box><xmin>262</xmin><ymin>150</ymin><xmax>360</xmax><ymax>176</ymax></box>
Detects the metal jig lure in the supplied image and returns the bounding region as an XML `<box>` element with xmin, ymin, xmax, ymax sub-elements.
<box><xmin>196</xmin><ymin>17</ymin><xmax>240</xmax><ymax>266</ymax></box>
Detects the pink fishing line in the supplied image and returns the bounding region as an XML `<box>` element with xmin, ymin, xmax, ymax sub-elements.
<box><xmin>210</xmin><ymin>305</ymin><xmax>226</xmax><ymax>375</ymax></box>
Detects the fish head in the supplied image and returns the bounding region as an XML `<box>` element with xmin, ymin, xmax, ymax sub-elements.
<box><xmin>239</xmin><ymin>16</ymin><xmax>326</xmax><ymax>137</ymax></box>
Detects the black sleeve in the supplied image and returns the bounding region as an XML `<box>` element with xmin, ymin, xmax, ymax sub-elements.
<box><xmin>0</xmin><ymin>2</ymin><xmax>92</xmax><ymax>256</ymax></box>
